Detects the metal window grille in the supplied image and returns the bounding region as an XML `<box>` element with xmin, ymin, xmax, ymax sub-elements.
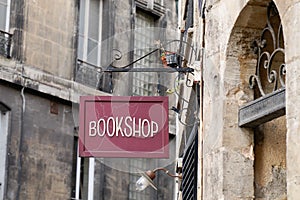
<box><xmin>182</xmin><ymin>127</ymin><xmax>198</xmax><ymax>200</ymax></box>
<box><xmin>0</xmin><ymin>30</ymin><xmax>12</xmax><ymax>58</ymax></box>
<box><xmin>132</xmin><ymin>10</ymin><xmax>157</xmax><ymax>96</ymax></box>
<box><xmin>76</xmin><ymin>60</ymin><xmax>102</xmax><ymax>89</ymax></box>
<box><xmin>239</xmin><ymin>1</ymin><xmax>286</xmax><ymax>128</ymax></box>
<box><xmin>249</xmin><ymin>1</ymin><xmax>285</xmax><ymax>98</ymax></box>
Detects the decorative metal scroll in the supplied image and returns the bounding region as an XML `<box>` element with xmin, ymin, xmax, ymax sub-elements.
<box><xmin>75</xmin><ymin>38</ymin><xmax>197</xmax><ymax>95</ymax></box>
<box><xmin>0</xmin><ymin>30</ymin><xmax>12</xmax><ymax>58</ymax></box>
<box><xmin>104</xmin><ymin>39</ymin><xmax>197</xmax><ymax>93</ymax></box>
<box><xmin>249</xmin><ymin>1</ymin><xmax>285</xmax><ymax>97</ymax></box>
<box><xmin>105</xmin><ymin>39</ymin><xmax>197</xmax><ymax>74</ymax></box>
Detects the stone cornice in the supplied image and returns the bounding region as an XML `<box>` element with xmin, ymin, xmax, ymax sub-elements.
<box><xmin>0</xmin><ymin>59</ymin><xmax>110</xmax><ymax>104</ymax></box>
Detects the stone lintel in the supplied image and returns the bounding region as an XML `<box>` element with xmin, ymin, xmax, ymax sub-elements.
<box><xmin>239</xmin><ymin>88</ymin><xmax>286</xmax><ymax>128</ymax></box>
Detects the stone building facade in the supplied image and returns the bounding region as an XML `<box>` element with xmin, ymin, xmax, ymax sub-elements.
<box><xmin>2</xmin><ymin>0</ymin><xmax>300</xmax><ymax>199</ymax></box>
<box><xmin>0</xmin><ymin>0</ymin><xmax>179</xmax><ymax>200</ymax></box>
<box><xmin>176</xmin><ymin>0</ymin><xmax>300</xmax><ymax>199</ymax></box>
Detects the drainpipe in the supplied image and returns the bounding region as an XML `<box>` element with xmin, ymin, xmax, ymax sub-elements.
<box><xmin>16</xmin><ymin>86</ymin><xmax>25</xmax><ymax>200</ymax></box>
<box><xmin>199</xmin><ymin>1</ymin><xmax>206</xmax><ymax>199</ymax></box>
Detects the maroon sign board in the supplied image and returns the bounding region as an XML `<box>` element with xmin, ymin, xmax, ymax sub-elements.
<box><xmin>79</xmin><ymin>96</ymin><xmax>169</xmax><ymax>158</ymax></box>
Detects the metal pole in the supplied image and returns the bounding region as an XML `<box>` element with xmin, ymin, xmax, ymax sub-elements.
<box><xmin>87</xmin><ymin>158</ymin><xmax>95</xmax><ymax>200</ymax></box>
<box><xmin>75</xmin><ymin>144</ymin><xmax>81</xmax><ymax>199</ymax></box>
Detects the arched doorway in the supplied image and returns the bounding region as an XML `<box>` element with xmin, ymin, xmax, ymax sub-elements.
<box><xmin>226</xmin><ymin>0</ymin><xmax>286</xmax><ymax>199</ymax></box>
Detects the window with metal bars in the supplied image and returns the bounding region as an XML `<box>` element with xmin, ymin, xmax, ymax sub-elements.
<box><xmin>182</xmin><ymin>126</ymin><xmax>198</xmax><ymax>200</ymax></box>
<box><xmin>132</xmin><ymin>10</ymin><xmax>159</xmax><ymax>96</ymax></box>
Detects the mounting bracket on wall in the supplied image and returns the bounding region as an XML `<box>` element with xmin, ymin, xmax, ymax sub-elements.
<box><xmin>104</xmin><ymin>40</ymin><xmax>195</xmax><ymax>74</ymax></box>
<box><xmin>101</xmin><ymin>39</ymin><xmax>197</xmax><ymax>94</ymax></box>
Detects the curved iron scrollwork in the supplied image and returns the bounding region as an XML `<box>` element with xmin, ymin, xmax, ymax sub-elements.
<box><xmin>249</xmin><ymin>1</ymin><xmax>285</xmax><ymax>97</ymax></box>
<box><xmin>107</xmin><ymin>39</ymin><xmax>197</xmax><ymax>72</ymax></box>
<box><xmin>112</xmin><ymin>48</ymin><xmax>122</xmax><ymax>61</ymax></box>
<box><xmin>105</xmin><ymin>39</ymin><xmax>197</xmax><ymax>93</ymax></box>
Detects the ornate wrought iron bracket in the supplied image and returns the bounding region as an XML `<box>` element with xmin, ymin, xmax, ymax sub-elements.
<box><xmin>104</xmin><ymin>65</ymin><xmax>194</xmax><ymax>73</ymax></box>
<box><xmin>104</xmin><ymin>39</ymin><xmax>196</xmax><ymax>74</ymax></box>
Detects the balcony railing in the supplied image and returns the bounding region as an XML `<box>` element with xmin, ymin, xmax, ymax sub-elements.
<box><xmin>0</xmin><ymin>30</ymin><xmax>12</xmax><ymax>58</ymax></box>
<box><xmin>76</xmin><ymin>59</ymin><xmax>103</xmax><ymax>88</ymax></box>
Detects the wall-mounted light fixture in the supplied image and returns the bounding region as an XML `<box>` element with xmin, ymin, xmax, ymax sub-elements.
<box><xmin>136</xmin><ymin>167</ymin><xmax>182</xmax><ymax>191</ymax></box>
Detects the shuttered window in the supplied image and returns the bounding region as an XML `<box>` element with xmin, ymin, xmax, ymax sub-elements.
<box><xmin>182</xmin><ymin>126</ymin><xmax>198</xmax><ymax>199</ymax></box>
<box><xmin>184</xmin><ymin>0</ymin><xmax>193</xmax><ymax>31</ymax></box>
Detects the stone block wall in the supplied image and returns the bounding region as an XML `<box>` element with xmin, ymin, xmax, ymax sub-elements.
<box><xmin>199</xmin><ymin>0</ymin><xmax>300</xmax><ymax>199</ymax></box>
<box><xmin>254</xmin><ymin>117</ymin><xmax>287</xmax><ymax>200</ymax></box>
<box><xmin>23</xmin><ymin>0</ymin><xmax>77</xmax><ymax>79</ymax></box>
<box><xmin>282</xmin><ymin>1</ymin><xmax>300</xmax><ymax>198</ymax></box>
<box><xmin>0</xmin><ymin>82</ymin><xmax>75</xmax><ymax>200</ymax></box>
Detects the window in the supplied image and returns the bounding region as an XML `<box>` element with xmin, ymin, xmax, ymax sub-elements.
<box><xmin>0</xmin><ymin>0</ymin><xmax>10</xmax><ymax>32</ymax></box>
<box><xmin>183</xmin><ymin>0</ymin><xmax>194</xmax><ymax>31</ymax></box>
<box><xmin>132</xmin><ymin>10</ymin><xmax>158</xmax><ymax>96</ymax></box>
<box><xmin>0</xmin><ymin>0</ymin><xmax>11</xmax><ymax>58</ymax></box>
<box><xmin>0</xmin><ymin>103</ymin><xmax>9</xmax><ymax>200</ymax></box>
<box><xmin>78</xmin><ymin>0</ymin><xmax>103</xmax><ymax>66</ymax></box>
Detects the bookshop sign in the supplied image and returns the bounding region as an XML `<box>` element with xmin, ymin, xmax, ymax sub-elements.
<box><xmin>79</xmin><ymin>96</ymin><xmax>169</xmax><ymax>158</ymax></box>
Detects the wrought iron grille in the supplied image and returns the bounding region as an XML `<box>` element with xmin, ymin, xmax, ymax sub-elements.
<box><xmin>76</xmin><ymin>59</ymin><xmax>104</xmax><ymax>90</ymax></box>
<box><xmin>182</xmin><ymin>127</ymin><xmax>198</xmax><ymax>200</ymax></box>
<box><xmin>249</xmin><ymin>1</ymin><xmax>285</xmax><ymax>97</ymax></box>
<box><xmin>0</xmin><ymin>30</ymin><xmax>12</xmax><ymax>58</ymax></box>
